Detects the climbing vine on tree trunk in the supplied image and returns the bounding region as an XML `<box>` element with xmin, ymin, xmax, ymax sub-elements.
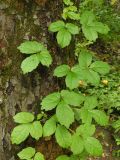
<box><xmin>11</xmin><ymin>0</ymin><xmax>111</xmax><ymax>159</ymax></box>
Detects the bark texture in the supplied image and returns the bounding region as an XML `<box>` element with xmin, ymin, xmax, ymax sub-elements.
<box><xmin>0</xmin><ymin>1</ymin><xmax>64</xmax><ymax>159</ymax></box>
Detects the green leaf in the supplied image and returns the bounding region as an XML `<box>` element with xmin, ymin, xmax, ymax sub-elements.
<box><xmin>82</xmin><ymin>25</ymin><xmax>98</xmax><ymax>41</ymax></box>
<box><xmin>82</xmin><ymin>69</ymin><xmax>100</xmax><ymax>85</ymax></box>
<box><xmin>37</xmin><ymin>50</ymin><xmax>52</xmax><ymax>67</ymax></box>
<box><xmin>43</xmin><ymin>115</ymin><xmax>57</xmax><ymax>137</ymax></box>
<box><xmin>84</xmin><ymin>137</ymin><xmax>103</xmax><ymax>156</ymax></box>
<box><xmin>21</xmin><ymin>54</ymin><xmax>39</xmax><ymax>74</ymax></box>
<box><xmin>17</xmin><ymin>147</ymin><xmax>35</xmax><ymax>159</ymax></box>
<box><xmin>112</xmin><ymin>119</ymin><xmax>120</xmax><ymax>129</ymax></box>
<box><xmin>56</xmin><ymin>100</ymin><xmax>74</xmax><ymax>128</ymax></box>
<box><xmin>34</xmin><ymin>152</ymin><xmax>45</xmax><ymax>160</ymax></box>
<box><xmin>71</xmin><ymin>134</ymin><xmax>84</xmax><ymax>155</ymax></box>
<box><xmin>76</xmin><ymin>124</ymin><xmax>95</xmax><ymax>138</ymax></box>
<box><xmin>67</xmin><ymin>12</ymin><xmax>80</xmax><ymax>20</ymax></box>
<box><xmin>80</xmin><ymin>11</ymin><xmax>109</xmax><ymax>41</ymax></box>
<box><xmin>90</xmin><ymin>110</ymin><xmax>109</xmax><ymax>126</ymax></box>
<box><xmin>80</xmin><ymin>108</ymin><xmax>92</xmax><ymax>124</ymax></box>
<box><xmin>11</xmin><ymin>124</ymin><xmax>30</xmax><ymax>144</ymax></box>
<box><xmin>65</xmin><ymin>71</ymin><xmax>80</xmax><ymax>89</ymax></box>
<box><xmin>56</xmin><ymin>155</ymin><xmax>70</xmax><ymax>160</ymax></box>
<box><xmin>80</xmin><ymin>11</ymin><xmax>96</xmax><ymax>26</ymax></box>
<box><xmin>91</xmin><ymin>22</ymin><xmax>110</xmax><ymax>34</ymax></box>
<box><xmin>61</xmin><ymin>90</ymin><xmax>84</xmax><ymax>106</ymax></box>
<box><xmin>49</xmin><ymin>21</ymin><xmax>65</xmax><ymax>32</ymax></box>
<box><xmin>63</xmin><ymin>0</ymin><xmax>73</xmax><ymax>5</ymax></box>
<box><xmin>54</xmin><ymin>65</ymin><xmax>70</xmax><ymax>77</ymax></box>
<box><xmin>84</xmin><ymin>96</ymin><xmax>98</xmax><ymax>109</ymax></box>
<box><xmin>13</xmin><ymin>112</ymin><xmax>34</xmax><ymax>124</ymax></box>
<box><xmin>73</xmin><ymin>108</ymin><xmax>81</xmax><ymax>121</ymax></box>
<box><xmin>66</xmin><ymin>23</ymin><xmax>79</xmax><ymax>35</ymax></box>
<box><xmin>57</xmin><ymin>29</ymin><xmax>72</xmax><ymax>48</ymax></box>
<box><xmin>55</xmin><ymin>125</ymin><xmax>72</xmax><ymax>148</ymax></box>
<box><xmin>90</xmin><ymin>61</ymin><xmax>110</xmax><ymax>75</ymax></box>
<box><xmin>41</xmin><ymin>92</ymin><xmax>61</xmax><ymax>111</ymax></box>
<box><xmin>17</xmin><ymin>41</ymin><xmax>46</xmax><ymax>54</ymax></box>
<box><xmin>30</xmin><ymin>121</ymin><xmax>42</xmax><ymax>140</ymax></box>
<box><xmin>78</xmin><ymin>50</ymin><xmax>92</xmax><ymax>68</ymax></box>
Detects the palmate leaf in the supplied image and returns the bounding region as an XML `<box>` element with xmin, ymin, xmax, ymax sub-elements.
<box><xmin>71</xmin><ymin>134</ymin><xmax>84</xmax><ymax>155</ymax></box>
<box><xmin>17</xmin><ymin>147</ymin><xmax>35</xmax><ymax>160</ymax></box>
<box><xmin>43</xmin><ymin>115</ymin><xmax>57</xmax><ymax>137</ymax></box>
<box><xmin>61</xmin><ymin>90</ymin><xmax>85</xmax><ymax>106</ymax></box>
<box><xmin>13</xmin><ymin>112</ymin><xmax>34</xmax><ymax>124</ymax></box>
<box><xmin>37</xmin><ymin>50</ymin><xmax>52</xmax><ymax>67</ymax></box>
<box><xmin>21</xmin><ymin>54</ymin><xmax>39</xmax><ymax>74</ymax></box>
<box><xmin>29</xmin><ymin>121</ymin><xmax>42</xmax><ymax>140</ymax></box>
<box><xmin>84</xmin><ymin>137</ymin><xmax>103</xmax><ymax>156</ymax></box>
<box><xmin>34</xmin><ymin>152</ymin><xmax>45</xmax><ymax>160</ymax></box>
<box><xmin>57</xmin><ymin>28</ymin><xmax>72</xmax><ymax>48</ymax></box>
<box><xmin>56</xmin><ymin>100</ymin><xmax>74</xmax><ymax>128</ymax></box>
<box><xmin>17</xmin><ymin>41</ymin><xmax>46</xmax><ymax>54</ymax></box>
<box><xmin>41</xmin><ymin>92</ymin><xmax>61</xmax><ymax>111</ymax></box>
<box><xmin>55</xmin><ymin>125</ymin><xmax>72</xmax><ymax>148</ymax></box>
<box><xmin>56</xmin><ymin>155</ymin><xmax>70</xmax><ymax>160</ymax></box>
<box><xmin>11</xmin><ymin>124</ymin><xmax>30</xmax><ymax>144</ymax></box>
<box><xmin>54</xmin><ymin>64</ymin><xmax>70</xmax><ymax>77</ymax></box>
<box><xmin>49</xmin><ymin>21</ymin><xmax>65</xmax><ymax>32</ymax></box>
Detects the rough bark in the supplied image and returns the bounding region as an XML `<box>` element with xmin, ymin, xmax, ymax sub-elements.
<box><xmin>0</xmin><ymin>1</ymin><xmax>64</xmax><ymax>159</ymax></box>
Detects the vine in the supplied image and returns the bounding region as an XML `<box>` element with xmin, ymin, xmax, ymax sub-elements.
<box><xmin>11</xmin><ymin>0</ymin><xmax>111</xmax><ymax>159</ymax></box>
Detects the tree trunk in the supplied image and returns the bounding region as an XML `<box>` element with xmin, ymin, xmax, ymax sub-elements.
<box><xmin>0</xmin><ymin>1</ymin><xmax>65</xmax><ymax>159</ymax></box>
